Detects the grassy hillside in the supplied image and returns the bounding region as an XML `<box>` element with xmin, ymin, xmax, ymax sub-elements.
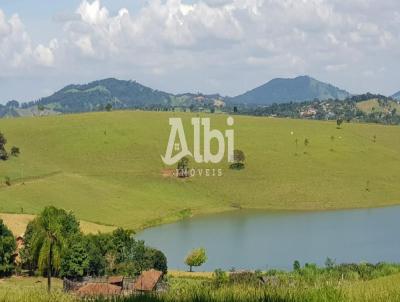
<box><xmin>356</xmin><ymin>98</ymin><xmax>400</xmax><ymax>115</ymax></box>
<box><xmin>0</xmin><ymin>111</ymin><xmax>399</xmax><ymax>229</ymax></box>
<box><xmin>0</xmin><ymin>213</ymin><xmax>115</xmax><ymax>235</ymax></box>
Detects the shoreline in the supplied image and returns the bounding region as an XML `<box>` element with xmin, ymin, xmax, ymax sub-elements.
<box><xmin>2</xmin><ymin>201</ymin><xmax>400</xmax><ymax>236</ymax></box>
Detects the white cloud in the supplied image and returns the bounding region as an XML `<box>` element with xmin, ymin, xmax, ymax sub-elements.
<box><xmin>67</xmin><ymin>0</ymin><xmax>243</xmax><ymax>51</ymax></box>
<box><xmin>2</xmin><ymin>0</ymin><xmax>400</xmax><ymax>100</ymax></box>
<box><xmin>77</xmin><ymin>0</ymin><xmax>109</xmax><ymax>25</ymax></box>
<box><xmin>34</xmin><ymin>43</ymin><xmax>56</xmax><ymax>66</ymax></box>
<box><xmin>325</xmin><ymin>64</ymin><xmax>347</xmax><ymax>72</ymax></box>
<box><xmin>0</xmin><ymin>9</ymin><xmax>56</xmax><ymax>72</ymax></box>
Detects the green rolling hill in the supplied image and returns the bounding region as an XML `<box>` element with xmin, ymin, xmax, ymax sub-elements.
<box><xmin>0</xmin><ymin>111</ymin><xmax>399</xmax><ymax>229</ymax></box>
<box><xmin>231</xmin><ymin>75</ymin><xmax>351</xmax><ymax>104</ymax></box>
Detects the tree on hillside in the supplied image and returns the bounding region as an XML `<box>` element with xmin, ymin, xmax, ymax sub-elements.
<box><xmin>293</xmin><ymin>260</ymin><xmax>301</xmax><ymax>272</ymax></box>
<box><xmin>27</xmin><ymin>207</ymin><xmax>80</xmax><ymax>292</ymax></box>
<box><xmin>184</xmin><ymin>248</ymin><xmax>207</xmax><ymax>272</ymax></box>
<box><xmin>0</xmin><ymin>132</ymin><xmax>8</xmax><ymax>160</ymax></box>
<box><xmin>105</xmin><ymin>103</ymin><xmax>113</xmax><ymax>112</ymax></box>
<box><xmin>229</xmin><ymin>149</ymin><xmax>246</xmax><ymax>170</ymax></box>
<box><xmin>177</xmin><ymin>156</ymin><xmax>190</xmax><ymax>177</ymax></box>
<box><xmin>10</xmin><ymin>146</ymin><xmax>20</xmax><ymax>157</ymax></box>
<box><xmin>0</xmin><ymin>219</ymin><xmax>16</xmax><ymax>277</ymax></box>
<box><xmin>336</xmin><ymin>118</ymin><xmax>343</xmax><ymax>129</ymax></box>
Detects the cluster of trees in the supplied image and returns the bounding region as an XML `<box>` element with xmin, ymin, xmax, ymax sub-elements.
<box><xmin>17</xmin><ymin>206</ymin><xmax>166</xmax><ymax>291</ymax></box>
<box><xmin>0</xmin><ymin>220</ymin><xmax>16</xmax><ymax>277</ymax></box>
<box><xmin>0</xmin><ymin>132</ymin><xmax>20</xmax><ymax>161</ymax></box>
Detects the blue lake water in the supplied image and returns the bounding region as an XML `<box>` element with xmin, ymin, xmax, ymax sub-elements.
<box><xmin>137</xmin><ymin>207</ymin><xmax>400</xmax><ymax>271</ymax></box>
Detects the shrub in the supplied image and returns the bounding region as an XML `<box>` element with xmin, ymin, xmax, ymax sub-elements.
<box><xmin>105</xmin><ymin>103</ymin><xmax>113</xmax><ymax>112</ymax></box>
<box><xmin>213</xmin><ymin>269</ymin><xmax>228</xmax><ymax>287</ymax></box>
<box><xmin>229</xmin><ymin>149</ymin><xmax>246</xmax><ymax>170</ymax></box>
<box><xmin>293</xmin><ymin>260</ymin><xmax>301</xmax><ymax>271</ymax></box>
<box><xmin>177</xmin><ymin>156</ymin><xmax>190</xmax><ymax>178</ymax></box>
<box><xmin>10</xmin><ymin>146</ymin><xmax>20</xmax><ymax>157</ymax></box>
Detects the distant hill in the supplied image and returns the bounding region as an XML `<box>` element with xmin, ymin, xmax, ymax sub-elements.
<box><xmin>231</xmin><ymin>76</ymin><xmax>351</xmax><ymax>104</ymax></box>
<box><xmin>0</xmin><ymin>78</ymin><xmax>226</xmax><ymax>117</ymax></box>
<box><xmin>392</xmin><ymin>91</ymin><xmax>400</xmax><ymax>100</ymax></box>
<box><xmin>35</xmin><ymin>78</ymin><xmax>173</xmax><ymax>113</ymax></box>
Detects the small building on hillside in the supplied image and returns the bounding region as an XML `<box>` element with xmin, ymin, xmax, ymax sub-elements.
<box><xmin>134</xmin><ymin>269</ymin><xmax>164</xmax><ymax>292</ymax></box>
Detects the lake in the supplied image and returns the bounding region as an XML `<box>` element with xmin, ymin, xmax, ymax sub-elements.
<box><xmin>137</xmin><ymin>206</ymin><xmax>400</xmax><ymax>271</ymax></box>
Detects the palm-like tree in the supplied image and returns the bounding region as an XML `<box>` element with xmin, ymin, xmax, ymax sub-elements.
<box><xmin>30</xmin><ymin>207</ymin><xmax>66</xmax><ymax>292</ymax></box>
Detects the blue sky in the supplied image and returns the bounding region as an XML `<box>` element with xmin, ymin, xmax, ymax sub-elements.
<box><xmin>0</xmin><ymin>0</ymin><xmax>400</xmax><ymax>103</ymax></box>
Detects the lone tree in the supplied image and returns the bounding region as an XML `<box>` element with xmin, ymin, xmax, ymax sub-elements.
<box><xmin>0</xmin><ymin>132</ymin><xmax>8</xmax><ymax>160</ymax></box>
<box><xmin>229</xmin><ymin>149</ymin><xmax>246</xmax><ymax>170</ymax></box>
<box><xmin>184</xmin><ymin>248</ymin><xmax>207</xmax><ymax>272</ymax></box>
<box><xmin>10</xmin><ymin>146</ymin><xmax>20</xmax><ymax>157</ymax></box>
<box><xmin>177</xmin><ymin>156</ymin><xmax>190</xmax><ymax>178</ymax></box>
<box><xmin>293</xmin><ymin>260</ymin><xmax>301</xmax><ymax>272</ymax></box>
<box><xmin>0</xmin><ymin>219</ymin><xmax>16</xmax><ymax>277</ymax></box>
<box><xmin>336</xmin><ymin>118</ymin><xmax>343</xmax><ymax>129</ymax></box>
<box><xmin>105</xmin><ymin>103</ymin><xmax>113</xmax><ymax>112</ymax></box>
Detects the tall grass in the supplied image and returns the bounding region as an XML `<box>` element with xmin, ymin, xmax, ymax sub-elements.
<box><xmin>0</xmin><ymin>288</ymin><xmax>75</xmax><ymax>302</ymax></box>
<box><xmin>94</xmin><ymin>285</ymin><xmax>344</xmax><ymax>302</ymax></box>
<box><xmin>2</xmin><ymin>265</ymin><xmax>400</xmax><ymax>302</ymax></box>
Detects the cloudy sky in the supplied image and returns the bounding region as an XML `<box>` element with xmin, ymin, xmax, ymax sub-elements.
<box><xmin>0</xmin><ymin>0</ymin><xmax>399</xmax><ymax>103</ymax></box>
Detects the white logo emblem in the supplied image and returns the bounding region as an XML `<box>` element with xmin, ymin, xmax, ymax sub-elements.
<box><xmin>161</xmin><ymin>117</ymin><xmax>234</xmax><ymax>165</ymax></box>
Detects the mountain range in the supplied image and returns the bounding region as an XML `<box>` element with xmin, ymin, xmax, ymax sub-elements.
<box><xmin>1</xmin><ymin>76</ymin><xmax>399</xmax><ymax>118</ymax></box>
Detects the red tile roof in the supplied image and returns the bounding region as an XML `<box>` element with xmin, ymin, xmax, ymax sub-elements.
<box><xmin>77</xmin><ymin>283</ymin><xmax>122</xmax><ymax>296</ymax></box>
<box><xmin>108</xmin><ymin>276</ymin><xmax>124</xmax><ymax>284</ymax></box>
<box><xmin>134</xmin><ymin>269</ymin><xmax>163</xmax><ymax>291</ymax></box>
